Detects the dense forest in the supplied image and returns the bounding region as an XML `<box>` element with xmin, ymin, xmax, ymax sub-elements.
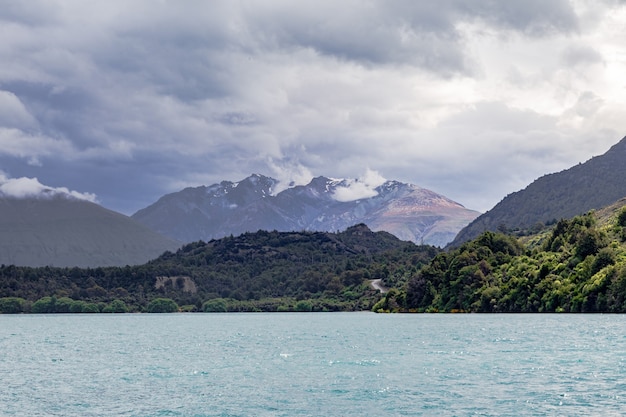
<box><xmin>0</xmin><ymin>224</ymin><xmax>437</xmax><ymax>313</ymax></box>
<box><xmin>376</xmin><ymin>202</ymin><xmax>626</xmax><ymax>313</ymax></box>
<box><xmin>3</xmin><ymin>201</ymin><xmax>626</xmax><ymax>314</ymax></box>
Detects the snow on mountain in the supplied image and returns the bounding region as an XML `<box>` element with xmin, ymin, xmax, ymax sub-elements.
<box><xmin>132</xmin><ymin>174</ymin><xmax>480</xmax><ymax>247</ymax></box>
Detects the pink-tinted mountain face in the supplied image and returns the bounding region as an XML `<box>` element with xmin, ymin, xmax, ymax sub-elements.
<box><xmin>133</xmin><ymin>174</ymin><xmax>479</xmax><ymax>247</ymax></box>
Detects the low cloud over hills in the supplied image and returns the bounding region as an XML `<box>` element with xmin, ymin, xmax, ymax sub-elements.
<box><xmin>0</xmin><ymin>175</ymin><xmax>179</xmax><ymax>267</ymax></box>
<box><xmin>0</xmin><ymin>173</ymin><xmax>96</xmax><ymax>202</ymax></box>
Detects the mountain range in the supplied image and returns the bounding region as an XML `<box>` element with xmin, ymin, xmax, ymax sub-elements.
<box><xmin>131</xmin><ymin>175</ymin><xmax>480</xmax><ymax>247</ymax></box>
<box><xmin>450</xmin><ymin>135</ymin><xmax>626</xmax><ymax>247</ymax></box>
<box><xmin>0</xmin><ymin>196</ymin><xmax>180</xmax><ymax>268</ymax></box>
<box><xmin>6</xmin><ymin>134</ymin><xmax>625</xmax><ymax>268</ymax></box>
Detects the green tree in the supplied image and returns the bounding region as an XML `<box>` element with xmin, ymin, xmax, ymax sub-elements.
<box><xmin>294</xmin><ymin>300</ymin><xmax>313</xmax><ymax>312</ymax></box>
<box><xmin>146</xmin><ymin>298</ymin><xmax>179</xmax><ymax>313</ymax></box>
<box><xmin>102</xmin><ymin>299</ymin><xmax>128</xmax><ymax>313</ymax></box>
<box><xmin>0</xmin><ymin>297</ymin><xmax>26</xmax><ymax>314</ymax></box>
<box><xmin>202</xmin><ymin>298</ymin><xmax>228</xmax><ymax>312</ymax></box>
<box><xmin>406</xmin><ymin>275</ymin><xmax>435</xmax><ymax>310</ymax></box>
<box><xmin>69</xmin><ymin>300</ymin><xmax>87</xmax><ymax>313</ymax></box>
<box><xmin>31</xmin><ymin>296</ymin><xmax>56</xmax><ymax>313</ymax></box>
<box><xmin>576</xmin><ymin>229</ymin><xmax>604</xmax><ymax>259</ymax></box>
<box><xmin>617</xmin><ymin>208</ymin><xmax>626</xmax><ymax>227</ymax></box>
<box><xmin>372</xmin><ymin>288</ymin><xmax>405</xmax><ymax>313</ymax></box>
<box><xmin>591</xmin><ymin>248</ymin><xmax>615</xmax><ymax>276</ymax></box>
<box><xmin>55</xmin><ymin>297</ymin><xmax>75</xmax><ymax>313</ymax></box>
<box><xmin>82</xmin><ymin>303</ymin><xmax>101</xmax><ymax>313</ymax></box>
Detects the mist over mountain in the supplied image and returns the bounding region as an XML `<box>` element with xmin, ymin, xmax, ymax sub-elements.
<box><xmin>450</xmin><ymin>135</ymin><xmax>626</xmax><ymax>247</ymax></box>
<box><xmin>0</xmin><ymin>174</ymin><xmax>97</xmax><ymax>202</ymax></box>
<box><xmin>0</xmin><ymin>196</ymin><xmax>180</xmax><ymax>267</ymax></box>
<box><xmin>132</xmin><ymin>174</ymin><xmax>479</xmax><ymax>247</ymax></box>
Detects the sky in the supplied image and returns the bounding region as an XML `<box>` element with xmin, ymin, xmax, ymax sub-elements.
<box><xmin>1</xmin><ymin>0</ymin><xmax>625</xmax><ymax>215</ymax></box>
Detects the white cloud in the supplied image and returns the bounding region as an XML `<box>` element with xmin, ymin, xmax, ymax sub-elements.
<box><xmin>333</xmin><ymin>169</ymin><xmax>387</xmax><ymax>202</ymax></box>
<box><xmin>0</xmin><ymin>173</ymin><xmax>97</xmax><ymax>202</ymax></box>
<box><xmin>0</xmin><ymin>90</ymin><xmax>38</xmax><ymax>130</ymax></box>
<box><xmin>0</xmin><ymin>128</ymin><xmax>76</xmax><ymax>162</ymax></box>
<box><xmin>267</xmin><ymin>157</ymin><xmax>314</xmax><ymax>195</ymax></box>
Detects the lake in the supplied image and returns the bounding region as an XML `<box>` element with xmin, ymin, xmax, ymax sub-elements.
<box><xmin>1</xmin><ymin>313</ymin><xmax>625</xmax><ymax>416</ymax></box>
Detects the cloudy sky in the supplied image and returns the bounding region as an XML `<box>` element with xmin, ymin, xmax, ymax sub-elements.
<box><xmin>1</xmin><ymin>0</ymin><xmax>625</xmax><ymax>215</ymax></box>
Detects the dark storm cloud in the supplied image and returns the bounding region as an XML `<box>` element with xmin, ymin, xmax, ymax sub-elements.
<box><xmin>1</xmin><ymin>81</ymin><xmax>102</xmax><ymax>146</ymax></box>
<box><xmin>242</xmin><ymin>0</ymin><xmax>579</xmax><ymax>73</ymax></box>
<box><xmin>0</xmin><ymin>0</ymin><xmax>624</xmax><ymax>214</ymax></box>
<box><xmin>94</xmin><ymin>28</ymin><xmax>235</xmax><ymax>102</ymax></box>
<box><xmin>3</xmin><ymin>81</ymin><xmax>96</xmax><ymax>112</ymax></box>
<box><xmin>0</xmin><ymin>1</ymin><xmax>61</xmax><ymax>26</ymax></box>
<box><xmin>247</xmin><ymin>2</ymin><xmax>466</xmax><ymax>72</ymax></box>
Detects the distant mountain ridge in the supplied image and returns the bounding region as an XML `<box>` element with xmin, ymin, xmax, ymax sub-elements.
<box><xmin>132</xmin><ymin>174</ymin><xmax>479</xmax><ymax>247</ymax></box>
<box><xmin>0</xmin><ymin>196</ymin><xmax>180</xmax><ymax>267</ymax></box>
<box><xmin>450</xmin><ymin>135</ymin><xmax>626</xmax><ymax>247</ymax></box>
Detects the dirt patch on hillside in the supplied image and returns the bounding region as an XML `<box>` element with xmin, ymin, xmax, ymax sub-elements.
<box><xmin>155</xmin><ymin>276</ymin><xmax>197</xmax><ymax>293</ymax></box>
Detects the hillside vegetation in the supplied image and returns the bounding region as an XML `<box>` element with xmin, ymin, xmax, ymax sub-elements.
<box><xmin>0</xmin><ymin>224</ymin><xmax>438</xmax><ymax>313</ymax></box>
<box><xmin>450</xmin><ymin>136</ymin><xmax>626</xmax><ymax>246</ymax></box>
<box><xmin>0</xmin><ymin>197</ymin><xmax>180</xmax><ymax>267</ymax></box>
<box><xmin>376</xmin><ymin>199</ymin><xmax>626</xmax><ymax>313</ymax></box>
<box><xmin>4</xmin><ymin>199</ymin><xmax>626</xmax><ymax>314</ymax></box>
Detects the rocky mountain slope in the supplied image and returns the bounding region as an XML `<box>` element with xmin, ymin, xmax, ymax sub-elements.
<box><xmin>0</xmin><ymin>196</ymin><xmax>180</xmax><ymax>267</ymax></box>
<box><xmin>132</xmin><ymin>175</ymin><xmax>479</xmax><ymax>247</ymax></box>
<box><xmin>449</xmin><ymin>135</ymin><xmax>626</xmax><ymax>247</ymax></box>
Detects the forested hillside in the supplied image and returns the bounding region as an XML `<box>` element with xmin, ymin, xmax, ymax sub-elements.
<box><xmin>5</xmin><ymin>199</ymin><xmax>626</xmax><ymax>314</ymax></box>
<box><xmin>450</xmin><ymin>136</ymin><xmax>626</xmax><ymax>246</ymax></box>
<box><xmin>376</xmin><ymin>200</ymin><xmax>626</xmax><ymax>313</ymax></box>
<box><xmin>0</xmin><ymin>224</ymin><xmax>438</xmax><ymax>313</ymax></box>
<box><xmin>0</xmin><ymin>197</ymin><xmax>179</xmax><ymax>267</ymax></box>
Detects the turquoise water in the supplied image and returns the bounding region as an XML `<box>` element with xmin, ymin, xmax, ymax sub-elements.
<box><xmin>1</xmin><ymin>313</ymin><xmax>625</xmax><ymax>416</ymax></box>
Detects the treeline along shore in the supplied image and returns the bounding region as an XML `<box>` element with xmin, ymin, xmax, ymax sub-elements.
<box><xmin>0</xmin><ymin>225</ymin><xmax>437</xmax><ymax>313</ymax></box>
<box><xmin>3</xmin><ymin>204</ymin><xmax>626</xmax><ymax>314</ymax></box>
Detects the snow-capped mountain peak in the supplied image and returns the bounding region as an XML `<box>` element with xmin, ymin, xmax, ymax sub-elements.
<box><xmin>132</xmin><ymin>174</ymin><xmax>479</xmax><ymax>247</ymax></box>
